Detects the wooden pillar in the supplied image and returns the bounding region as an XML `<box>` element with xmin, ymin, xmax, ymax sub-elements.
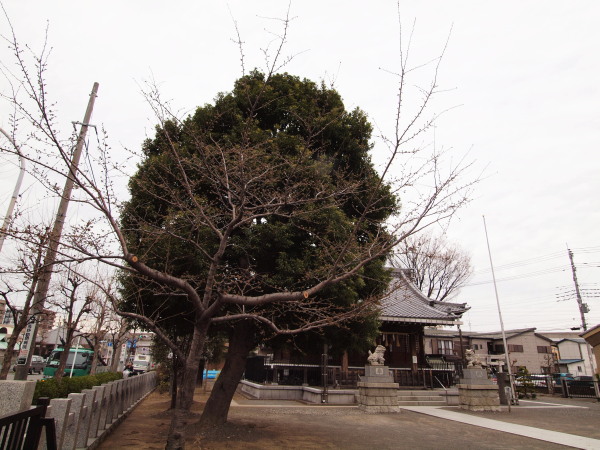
<box><xmin>411</xmin><ymin>333</ymin><xmax>419</xmax><ymax>374</ymax></box>
<box><xmin>341</xmin><ymin>351</ymin><xmax>349</xmax><ymax>381</ymax></box>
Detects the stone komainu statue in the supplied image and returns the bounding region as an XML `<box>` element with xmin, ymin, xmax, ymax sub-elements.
<box><xmin>367</xmin><ymin>345</ymin><xmax>386</xmax><ymax>365</ymax></box>
<box><xmin>465</xmin><ymin>348</ymin><xmax>484</xmax><ymax>368</ymax></box>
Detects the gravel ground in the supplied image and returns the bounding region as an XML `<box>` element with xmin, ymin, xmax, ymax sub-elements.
<box><xmin>97</xmin><ymin>389</ymin><xmax>598</xmax><ymax>449</ymax></box>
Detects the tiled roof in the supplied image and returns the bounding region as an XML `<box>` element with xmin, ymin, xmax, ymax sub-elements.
<box><xmin>558</xmin><ymin>358</ymin><xmax>584</xmax><ymax>364</ymax></box>
<box><xmin>379</xmin><ymin>269</ymin><xmax>469</xmax><ymax>325</ymax></box>
<box><xmin>537</xmin><ymin>332</ymin><xmax>581</xmax><ymax>340</ymax></box>
<box><xmin>468</xmin><ymin>328</ymin><xmax>536</xmax><ymax>340</ymax></box>
<box><xmin>555</xmin><ymin>338</ymin><xmax>587</xmax><ymax>344</ymax></box>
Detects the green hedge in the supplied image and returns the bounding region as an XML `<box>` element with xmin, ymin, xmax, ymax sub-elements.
<box><xmin>33</xmin><ymin>372</ymin><xmax>123</xmax><ymax>404</ymax></box>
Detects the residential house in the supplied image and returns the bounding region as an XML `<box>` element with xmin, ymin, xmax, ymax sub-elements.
<box><xmin>470</xmin><ymin>328</ymin><xmax>556</xmax><ymax>373</ymax></box>
<box><xmin>423</xmin><ymin>328</ymin><xmax>556</xmax><ymax>374</ymax></box>
<box><xmin>537</xmin><ymin>331</ymin><xmax>596</xmax><ymax>376</ymax></box>
<box><xmin>581</xmin><ymin>324</ymin><xmax>600</xmax><ymax>376</ymax></box>
<box><xmin>423</xmin><ymin>328</ymin><xmax>469</xmax><ymax>366</ymax></box>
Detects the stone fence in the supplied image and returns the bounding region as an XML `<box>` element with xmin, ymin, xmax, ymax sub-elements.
<box><xmin>0</xmin><ymin>371</ymin><xmax>157</xmax><ymax>449</ymax></box>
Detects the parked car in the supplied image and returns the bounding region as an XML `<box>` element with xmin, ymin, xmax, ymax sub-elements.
<box><xmin>12</xmin><ymin>355</ymin><xmax>46</xmax><ymax>374</ymax></box>
<box><xmin>513</xmin><ymin>374</ymin><xmax>547</xmax><ymax>387</ymax></box>
<box><xmin>552</xmin><ymin>373</ymin><xmax>574</xmax><ymax>386</ymax></box>
<box><xmin>527</xmin><ymin>375</ymin><xmax>549</xmax><ymax>387</ymax></box>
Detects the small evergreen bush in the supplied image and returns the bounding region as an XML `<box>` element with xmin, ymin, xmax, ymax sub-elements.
<box><xmin>33</xmin><ymin>372</ymin><xmax>123</xmax><ymax>404</ymax></box>
<box><xmin>515</xmin><ymin>367</ymin><xmax>537</xmax><ymax>399</ymax></box>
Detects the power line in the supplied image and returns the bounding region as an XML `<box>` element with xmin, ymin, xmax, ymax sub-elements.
<box><xmin>465</xmin><ymin>265</ymin><xmax>568</xmax><ymax>286</ymax></box>
<box><xmin>471</xmin><ymin>247</ymin><xmax>600</xmax><ymax>276</ymax></box>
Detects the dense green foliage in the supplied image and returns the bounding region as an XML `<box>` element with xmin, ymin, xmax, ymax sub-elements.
<box><xmin>120</xmin><ymin>71</ymin><xmax>396</xmax><ymax>353</ymax></box>
<box><xmin>33</xmin><ymin>372</ymin><xmax>123</xmax><ymax>404</ymax></box>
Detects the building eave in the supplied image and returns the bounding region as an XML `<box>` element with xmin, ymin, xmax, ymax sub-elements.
<box><xmin>380</xmin><ymin>316</ymin><xmax>461</xmax><ymax>326</ymax></box>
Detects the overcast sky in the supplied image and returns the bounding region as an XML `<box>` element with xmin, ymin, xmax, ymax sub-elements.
<box><xmin>0</xmin><ymin>1</ymin><xmax>598</xmax><ymax>333</ymax></box>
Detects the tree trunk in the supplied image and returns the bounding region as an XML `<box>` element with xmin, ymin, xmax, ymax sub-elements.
<box><xmin>109</xmin><ymin>338</ymin><xmax>124</xmax><ymax>372</ymax></box>
<box><xmin>0</xmin><ymin>333</ymin><xmax>20</xmax><ymax>380</ymax></box>
<box><xmin>170</xmin><ymin>356</ymin><xmax>178</xmax><ymax>410</ymax></box>
<box><xmin>197</xmin><ymin>359</ymin><xmax>205</xmax><ymax>386</ymax></box>
<box><xmin>54</xmin><ymin>330</ymin><xmax>75</xmax><ymax>381</ymax></box>
<box><xmin>165</xmin><ymin>320</ymin><xmax>210</xmax><ymax>450</ymax></box>
<box><xmin>90</xmin><ymin>338</ymin><xmax>101</xmax><ymax>375</ymax></box>
<box><xmin>200</xmin><ymin>321</ymin><xmax>255</xmax><ymax>427</ymax></box>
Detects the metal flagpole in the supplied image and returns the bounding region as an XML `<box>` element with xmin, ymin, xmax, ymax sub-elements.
<box><xmin>69</xmin><ymin>336</ymin><xmax>81</xmax><ymax>378</ymax></box>
<box><xmin>482</xmin><ymin>215</ymin><xmax>516</xmax><ymax>408</ymax></box>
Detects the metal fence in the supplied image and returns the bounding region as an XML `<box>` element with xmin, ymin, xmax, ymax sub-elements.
<box><xmin>564</xmin><ymin>380</ymin><xmax>600</xmax><ymax>399</ymax></box>
<box><xmin>508</xmin><ymin>374</ymin><xmax>600</xmax><ymax>400</ymax></box>
<box><xmin>244</xmin><ymin>356</ymin><xmax>462</xmax><ymax>389</ymax></box>
<box><xmin>0</xmin><ymin>398</ymin><xmax>57</xmax><ymax>450</ymax></box>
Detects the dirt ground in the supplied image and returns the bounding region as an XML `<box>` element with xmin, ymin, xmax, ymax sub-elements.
<box><xmin>96</xmin><ymin>387</ymin><xmax>598</xmax><ymax>449</ymax></box>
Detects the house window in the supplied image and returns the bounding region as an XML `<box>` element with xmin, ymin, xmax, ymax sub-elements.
<box><xmin>437</xmin><ymin>340</ymin><xmax>453</xmax><ymax>355</ymax></box>
<box><xmin>493</xmin><ymin>344</ymin><xmax>504</xmax><ymax>353</ymax></box>
<box><xmin>537</xmin><ymin>346</ymin><xmax>551</xmax><ymax>353</ymax></box>
<box><xmin>508</xmin><ymin>344</ymin><xmax>523</xmax><ymax>353</ymax></box>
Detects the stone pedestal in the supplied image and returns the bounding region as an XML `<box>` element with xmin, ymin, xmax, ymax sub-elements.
<box><xmin>357</xmin><ymin>366</ymin><xmax>400</xmax><ymax>413</ymax></box>
<box><xmin>458</xmin><ymin>368</ymin><xmax>500</xmax><ymax>412</ymax></box>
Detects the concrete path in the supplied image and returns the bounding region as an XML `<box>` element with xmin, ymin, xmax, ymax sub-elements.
<box><xmin>402</xmin><ymin>404</ymin><xmax>600</xmax><ymax>450</ymax></box>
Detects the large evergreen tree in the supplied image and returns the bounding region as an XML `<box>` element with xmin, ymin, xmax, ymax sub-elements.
<box><xmin>120</xmin><ymin>71</ymin><xmax>396</xmax><ymax>434</ymax></box>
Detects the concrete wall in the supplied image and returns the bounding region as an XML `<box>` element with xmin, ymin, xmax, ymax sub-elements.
<box><xmin>0</xmin><ymin>371</ymin><xmax>157</xmax><ymax>449</ymax></box>
<box><xmin>507</xmin><ymin>333</ymin><xmax>554</xmax><ymax>373</ymax></box>
<box><xmin>240</xmin><ymin>380</ymin><xmax>357</xmax><ymax>404</ymax></box>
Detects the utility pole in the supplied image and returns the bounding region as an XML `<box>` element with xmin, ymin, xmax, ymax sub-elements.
<box><xmin>567</xmin><ymin>247</ymin><xmax>587</xmax><ymax>331</ymax></box>
<box><xmin>567</xmin><ymin>247</ymin><xmax>596</xmax><ymax>375</ymax></box>
<box><xmin>0</xmin><ymin>127</ymin><xmax>26</xmax><ymax>253</ymax></box>
<box><xmin>14</xmin><ymin>82</ymin><xmax>99</xmax><ymax>380</ymax></box>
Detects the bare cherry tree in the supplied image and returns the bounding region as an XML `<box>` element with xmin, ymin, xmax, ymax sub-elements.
<box><xmin>83</xmin><ymin>289</ymin><xmax>114</xmax><ymax>375</ymax></box>
<box><xmin>46</xmin><ymin>269</ymin><xmax>94</xmax><ymax>380</ymax></box>
<box><xmin>104</xmin><ymin>316</ymin><xmax>130</xmax><ymax>373</ymax></box>
<box><xmin>391</xmin><ymin>231</ymin><xmax>473</xmax><ymax>300</ymax></box>
<box><xmin>0</xmin><ymin>9</ymin><xmax>476</xmax><ymax>448</ymax></box>
<box><xmin>0</xmin><ymin>225</ymin><xmax>49</xmax><ymax>380</ymax></box>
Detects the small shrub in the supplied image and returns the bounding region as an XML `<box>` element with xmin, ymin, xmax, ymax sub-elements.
<box><xmin>157</xmin><ymin>380</ymin><xmax>170</xmax><ymax>394</ymax></box>
<box><xmin>33</xmin><ymin>372</ymin><xmax>123</xmax><ymax>404</ymax></box>
<box><xmin>515</xmin><ymin>367</ymin><xmax>536</xmax><ymax>399</ymax></box>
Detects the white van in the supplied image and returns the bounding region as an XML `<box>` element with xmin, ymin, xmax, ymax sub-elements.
<box><xmin>132</xmin><ymin>355</ymin><xmax>153</xmax><ymax>374</ymax></box>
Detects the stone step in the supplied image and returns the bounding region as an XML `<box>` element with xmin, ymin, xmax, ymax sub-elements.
<box><xmin>397</xmin><ymin>400</ymin><xmax>447</xmax><ymax>407</ymax></box>
<box><xmin>397</xmin><ymin>395</ymin><xmax>445</xmax><ymax>402</ymax></box>
<box><xmin>398</xmin><ymin>389</ymin><xmax>449</xmax><ymax>395</ymax></box>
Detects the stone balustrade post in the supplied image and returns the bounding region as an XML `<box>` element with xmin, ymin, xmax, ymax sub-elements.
<box><xmin>47</xmin><ymin>397</ymin><xmax>72</xmax><ymax>449</ymax></box>
<box><xmin>0</xmin><ymin>380</ymin><xmax>36</xmax><ymax>417</ymax></box>
<box><xmin>78</xmin><ymin>388</ymin><xmax>97</xmax><ymax>448</ymax></box>
<box><xmin>63</xmin><ymin>393</ymin><xmax>86</xmax><ymax>450</ymax></box>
